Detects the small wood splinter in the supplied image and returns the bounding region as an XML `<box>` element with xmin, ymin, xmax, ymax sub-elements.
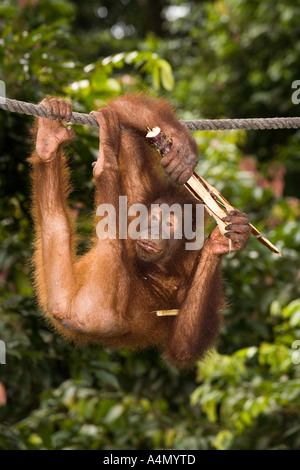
<box><xmin>146</xmin><ymin>126</ymin><xmax>282</xmax><ymax>257</ymax></box>
<box><xmin>153</xmin><ymin>309</ymin><xmax>179</xmax><ymax>317</ymax></box>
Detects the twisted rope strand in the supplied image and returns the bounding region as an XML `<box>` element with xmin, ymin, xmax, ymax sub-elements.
<box><xmin>1</xmin><ymin>96</ymin><xmax>300</xmax><ymax>131</ymax></box>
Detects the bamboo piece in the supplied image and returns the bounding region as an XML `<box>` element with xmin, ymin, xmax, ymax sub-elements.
<box><xmin>146</xmin><ymin>126</ymin><xmax>282</xmax><ymax>257</ymax></box>
<box><xmin>153</xmin><ymin>309</ymin><xmax>179</xmax><ymax>317</ymax></box>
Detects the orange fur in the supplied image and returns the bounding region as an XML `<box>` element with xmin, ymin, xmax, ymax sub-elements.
<box><xmin>28</xmin><ymin>94</ymin><xmax>225</xmax><ymax>368</ymax></box>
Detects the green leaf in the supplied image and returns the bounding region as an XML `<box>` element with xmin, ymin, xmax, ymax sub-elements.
<box><xmin>103</xmin><ymin>404</ymin><xmax>124</xmax><ymax>424</ymax></box>
<box><xmin>212</xmin><ymin>430</ymin><xmax>233</xmax><ymax>450</ymax></box>
<box><xmin>158</xmin><ymin>59</ymin><xmax>174</xmax><ymax>91</ymax></box>
<box><xmin>152</xmin><ymin>64</ymin><xmax>160</xmax><ymax>90</ymax></box>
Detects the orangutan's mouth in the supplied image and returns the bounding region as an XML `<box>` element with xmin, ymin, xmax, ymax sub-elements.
<box><xmin>137</xmin><ymin>239</ymin><xmax>162</xmax><ymax>253</ymax></box>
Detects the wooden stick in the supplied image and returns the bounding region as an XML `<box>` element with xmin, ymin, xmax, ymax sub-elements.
<box><xmin>146</xmin><ymin>127</ymin><xmax>282</xmax><ymax>256</ymax></box>
<box><xmin>152</xmin><ymin>309</ymin><xmax>179</xmax><ymax>317</ymax></box>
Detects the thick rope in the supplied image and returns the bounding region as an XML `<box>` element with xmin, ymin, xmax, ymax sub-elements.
<box><xmin>1</xmin><ymin>96</ymin><xmax>300</xmax><ymax>131</ymax></box>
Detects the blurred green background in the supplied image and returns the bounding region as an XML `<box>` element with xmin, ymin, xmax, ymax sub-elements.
<box><xmin>0</xmin><ymin>0</ymin><xmax>300</xmax><ymax>450</ymax></box>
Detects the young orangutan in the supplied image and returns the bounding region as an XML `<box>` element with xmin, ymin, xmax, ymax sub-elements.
<box><xmin>28</xmin><ymin>93</ymin><xmax>250</xmax><ymax>367</ymax></box>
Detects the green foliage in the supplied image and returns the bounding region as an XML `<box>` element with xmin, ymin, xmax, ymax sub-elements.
<box><xmin>160</xmin><ymin>0</ymin><xmax>300</xmax><ymax>196</ymax></box>
<box><xmin>0</xmin><ymin>0</ymin><xmax>300</xmax><ymax>451</ymax></box>
<box><xmin>191</xmin><ymin>310</ymin><xmax>300</xmax><ymax>450</ymax></box>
